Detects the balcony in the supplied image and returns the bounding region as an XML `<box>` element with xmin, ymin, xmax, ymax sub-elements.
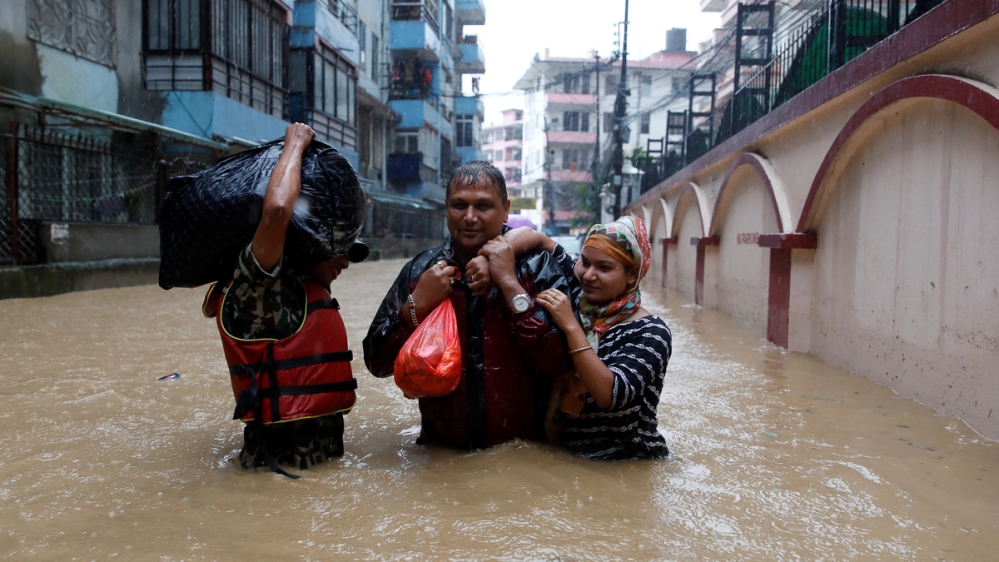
<box><xmin>291</xmin><ymin>0</ymin><xmax>361</xmax><ymax>67</ymax></box>
<box><xmin>455</xmin><ymin>0</ymin><xmax>486</xmax><ymax>25</ymax></box>
<box><xmin>457</xmin><ymin>38</ymin><xmax>485</xmax><ymax>74</ymax></box>
<box><xmin>546</xmin><ymin>92</ymin><xmax>597</xmax><ymax>106</ymax></box>
<box><xmin>387</xmin><ymin>153</ymin><xmax>423</xmax><ymax>181</ymax></box>
<box><xmin>700</xmin><ymin>0</ymin><xmax>726</xmax><ymax>11</ymax></box>
<box><xmin>550</xmin><ymin>169</ymin><xmax>593</xmax><ymax>182</ymax></box>
<box><xmin>390</xmin><ymin>1</ymin><xmax>441</xmax><ymax>59</ymax></box>
<box><xmin>454</xmin><ymin>95</ymin><xmax>484</xmax><ymax>117</ymax></box>
<box><xmin>389</xmin><ymin>99</ymin><xmax>454</xmax><ymax>139</ymax></box>
<box><xmin>455</xmin><ymin>146</ymin><xmax>484</xmax><ymax>164</ymax></box>
<box><xmin>387</xmin><ymin>153</ymin><xmax>439</xmax><ymax>187</ymax></box>
<box><xmin>548</xmin><ymin>131</ymin><xmax>597</xmax><ymax>144</ymax></box>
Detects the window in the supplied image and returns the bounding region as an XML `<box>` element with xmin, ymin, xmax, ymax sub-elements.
<box><xmin>511</xmin><ymin>148</ymin><xmax>522</xmax><ymax>161</ymax></box>
<box><xmin>515</xmin><ymin>111</ymin><xmax>523</xmax><ymax>120</ymax></box>
<box><xmin>313</xmin><ymin>49</ymin><xmax>356</xmax><ymax>124</ymax></box>
<box><xmin>456</xmin><ymin>115</ymin><xmax>475</xmax><ymax>147</ymax></box>
<box><xmin>563</xmin><ymin>112</ymin><xmax>578</xmax><ymax>132</ymax></box>
<box><xmin>561</xmin><ymin>149</ymin><xmax>588</xmax><ymax>171</ymax></box>
<box><xmin>494</xmin><ymin>150</ymin><xmax>503</xmax><ymax>161</ymax></box>
<box><xmin>640</xmin><ymin>113</ymin><xmax>650</xmax><ymax>134</ymax></box>
<box><xmin>563</xmin><ymin>74</ymin><xmax>577</xmax><ymax>94</ymax></box>
<box><xmin>371</xmin><ymin>34</ymin><xmax>379</xmax><ymax>80</ymax></box>
<box><xmin>145</xmin><ymin>0</ymin><xmax>288</xmax><ymax>117</ymax></box>
<box><xmin>562</xmin><ymin>112</ymin><xmax>589</xmax><ymax>132</ymax></box>
<box><xmin>443</xmin><ymin>1</ymin><xmax>454</xmax><ymax>41</ymax></box>
<box><xmin>605</xmin><ymin>74</ymin><xmax>618</xmax><ymax>92</ymax></box>
<box><xmin>673</xmin><ymin>76</ymin><xmax>686</xmax><ymax>94</ymax></box>
<box><xmin>394</xmin><ymin>133</ymin><xmax>418</xmax><ymax>154</ymax></box>
<box><xmin>640</xmin><ymin>75</ymin><xmax>652</xmax><ymax>97</ymax></box>
<box><xmin>32</xmin><ymin>0</ymin><xmax>116</xmax><ymax>66</ymax></box>
<box><xmin>604</xmin><ymin>112</ymin><xmax>614</xmax><ymax>134</ymax></box>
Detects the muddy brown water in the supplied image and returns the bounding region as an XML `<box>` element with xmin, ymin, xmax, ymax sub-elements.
<box><xmin>0</xmin><ymin>258</ymin><xmax>996</xmax><ymax>561</ymax></box>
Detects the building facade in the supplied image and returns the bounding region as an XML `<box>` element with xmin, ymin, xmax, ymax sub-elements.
<box><xmin>0</xmin><ymin>0</ymin><xmax>490</xmax><ymax>272</ymax></box>
<box><xmin>482</xmin><ymin>109</ymin><xmax>523</xmax><ymax>192</ymax></box>
<box><xmin>514</xmin><ymin>42</ymin><xmax>694</xmax><ymax>233</ymax></box>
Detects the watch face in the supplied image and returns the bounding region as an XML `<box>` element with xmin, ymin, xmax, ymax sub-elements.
<box><xmin>512</xmin><ymin>294</ymin><xmax>530</xmax><ymax>313</ymax></box>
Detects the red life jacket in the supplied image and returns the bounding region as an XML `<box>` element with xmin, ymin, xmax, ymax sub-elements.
<box><xmin>203</xmin><ymin>278</ymin><xmax>357</xmax><ymax>425</ymax></box>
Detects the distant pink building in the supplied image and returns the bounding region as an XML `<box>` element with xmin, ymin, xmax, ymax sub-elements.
<box><xmin>482</xmin><ymin>109</ymin><xmax>523</xmax><ymax>195</ymax></box>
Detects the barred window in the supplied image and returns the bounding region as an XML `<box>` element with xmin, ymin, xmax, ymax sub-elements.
<box><xmin>144</xmin><ymin>0</ymin><xmax>288</xmax><ymax>118</ymax></box>
<box><xmin>28</xmin><ymin>0</ymin><xmax>116</xmax><ymax>67</ymax></box>
<box><xmin>315</xmin><ymin>46</ymin><xmax>357</xmax><ymax>125</ymax></box>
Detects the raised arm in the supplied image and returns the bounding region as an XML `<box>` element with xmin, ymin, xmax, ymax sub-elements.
<box><xmin>502</xmin><ymin>227</ymin><xmax>556</xmax><ymax>256</ymax></box>
<box><xmin>536</xmin><ymin>289</ymin><xmax>615</xmax><ymax>408</ymax></box>
<box><xmin>250</xmin><ymin>123</ymin><xmax>315</xmax><ymax>272</ymax></box>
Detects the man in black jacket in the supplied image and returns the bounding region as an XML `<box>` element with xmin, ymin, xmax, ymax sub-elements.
<box><xmin>363</xmin><ymin>161</ymin><xmax>577</xmax><ymax>449</ymax></box>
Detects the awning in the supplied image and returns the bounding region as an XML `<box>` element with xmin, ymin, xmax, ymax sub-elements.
<box><xmin>367</xmin><ymin>189</ymin><xmax>439</xmax><ymax>211</ymax></box>
<box><xmin>0</xmin><ymin>87</ymin><xmax>229</xmax><ymax>152</ymax></box>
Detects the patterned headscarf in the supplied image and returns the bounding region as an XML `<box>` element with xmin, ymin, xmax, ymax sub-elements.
<box><xmin>578</xmin><ymin>216</ymin><xmax>652</xmax><ymax>348</ymax></box>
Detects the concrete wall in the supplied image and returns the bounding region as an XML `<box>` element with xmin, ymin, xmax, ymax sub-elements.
<box><xmin>714</xmin><ymin>176</ymin><xmax>775</xmax><ymax>332</ymax></box>
<box><xmin>810</xmin><ymin>100</ymin><xmax>999</xmax><ymax>440</ymax></box>
<box><xmin>626</xmin><ymin>1</ymin><xmax>999</xmax><ymax>439</ymax></box>
<box><xmin>672</xmin><ymin>198</ymin><xmax>701</xmax><ymax>302</ymax></box>
<box><xmin>39</xmin><ymin>223</ymin><xmax>160</xmax><ymax>263</ymax></box>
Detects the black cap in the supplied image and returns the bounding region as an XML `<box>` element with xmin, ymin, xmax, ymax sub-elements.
<box><xmin>347</xmin><ymin>239</ymin><xmax>369</xmax><ymax>263</ymax></box>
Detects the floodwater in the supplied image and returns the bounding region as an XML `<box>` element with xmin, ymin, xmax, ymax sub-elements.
<box><xmin>1</xmin><ymin>258</ymin><xmax>996</xmax><ymax>561</ymax></box>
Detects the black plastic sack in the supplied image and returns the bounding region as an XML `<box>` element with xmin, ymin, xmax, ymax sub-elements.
<box><xmin>158</xmin><ymin>139</ymin><xmax>365</xmax><ymax>289</ymax></box>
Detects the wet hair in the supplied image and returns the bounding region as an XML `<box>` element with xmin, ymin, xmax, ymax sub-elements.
<box><xmin>445</xmin><ymin>161</ymin><xmax>508</xmax><ymax>203</ymax></box>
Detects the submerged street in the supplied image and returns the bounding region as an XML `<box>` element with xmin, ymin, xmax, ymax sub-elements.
<box><xmin>0</xmin><ymin>258</ymin><xmax>996</xmax><ymax>560</ymax></box>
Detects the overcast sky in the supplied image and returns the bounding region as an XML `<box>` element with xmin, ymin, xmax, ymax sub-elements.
<box><xmin>464</xmin><ymin>0</ymin><xmax>722</xmax><ymax>126</ymax></box>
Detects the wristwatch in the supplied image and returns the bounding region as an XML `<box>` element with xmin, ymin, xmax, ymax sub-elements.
<box><xmin>510</xmin><ymin>293</ymin><xmax>531</xmax><ymax>314</ymax></box>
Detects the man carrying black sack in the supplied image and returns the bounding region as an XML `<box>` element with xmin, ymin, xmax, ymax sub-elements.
<box><xmin>201</xmin><ymin>123</ymin><xmax>368</xmax><ymax>477</ymax></box>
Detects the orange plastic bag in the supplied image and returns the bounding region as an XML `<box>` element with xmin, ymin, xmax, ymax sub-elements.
<box><xmin>393</xmin><ymin>299</ymin><xmax>462</xmax><ymax>399</ymax></box>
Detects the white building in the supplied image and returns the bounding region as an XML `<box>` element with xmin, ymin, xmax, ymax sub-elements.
<box><xmin>514</xmin><ymin>35</ymin><xmax>696</xmax><ymax>231</ymax></box>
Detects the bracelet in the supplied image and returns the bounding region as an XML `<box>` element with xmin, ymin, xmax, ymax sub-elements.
<box><xmin>407</xmin><ymin>294</ymin><xmax>419</xmax><ymax>327</ymax></box>
<box><xmin>569</xmin><ymin>345</ymin><xmax>592</xmax><ymax>355</ymax></box>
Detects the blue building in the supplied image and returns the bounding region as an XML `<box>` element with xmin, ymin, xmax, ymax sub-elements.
<box><xmin>0</xmin><ymin>0</ymin><xmax>489</xmax><ymax>269</ymax></box>
<box><xmin>382</xmin><ymin>0</ymin><xmax>486</xmax><ymax>237</ymax></box>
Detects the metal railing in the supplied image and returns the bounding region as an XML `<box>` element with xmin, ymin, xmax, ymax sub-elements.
<box><xmin>326</xmin><ymin>0</ymin><xmax>358</xmax><ymax>35</ymax></box>
<box><xmin>143</xmin><ymin>0</ymin><xmax>290</xmax><ymax>119</ymax></box>
<box><xmin>720</xmin><ymin>0</ymin><xmax>927</xmax><ymax>142</ymax></box>
<box><xmin>390</xmin><ymin>1</ymin><xmax>440</xmax><ymax>34</ymax></box>
<box><xmin>0</xmin><ymin>125</ymin><xmax>212</xmax><ymax>265</ymax></box>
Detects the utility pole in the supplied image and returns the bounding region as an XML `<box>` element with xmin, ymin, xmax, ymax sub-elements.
<box><xmin>611</xmin><ymin>0</ymin><xmax>629</xmax><ymax>220</ymax></box>
<box><xmin>543</xmin><ymin>116</ymin><xmax>554</xmax><ymax>234</ymax></box>
<box><xmin>593</xmin><ymin>51</ymin><xmax>601</xmax><ymax>179</ymax></box>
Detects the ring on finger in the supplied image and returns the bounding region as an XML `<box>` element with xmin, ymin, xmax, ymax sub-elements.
<box><xmin>449</xmin><ymin>277</ymin><xmax>455</xmax><ymax>286</ymax></box>
<box><xmin>437</xmin><ymin>261</ymin><xmax>447</xmax><ymax>270</ymax></box>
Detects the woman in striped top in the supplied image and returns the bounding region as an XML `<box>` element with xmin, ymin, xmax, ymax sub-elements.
<box><xmin>536</xmin><ymin>217</ymin><xmax>672</xmax><ymax>460</ymax></box>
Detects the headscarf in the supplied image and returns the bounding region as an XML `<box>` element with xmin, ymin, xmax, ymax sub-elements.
<box><xmin>577</xmin><ymin>216</ymin><xmax>652</xmax><ymax>348</ymax></box>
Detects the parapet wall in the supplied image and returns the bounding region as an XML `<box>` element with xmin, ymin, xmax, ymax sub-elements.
<box><xmin>627</xmin><ymin>0</ymin><xmax>999</xmax><ymax>439</ymax></box>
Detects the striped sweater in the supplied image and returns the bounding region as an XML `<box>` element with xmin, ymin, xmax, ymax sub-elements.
<box><xmin>561</xmin><ymin>315</ymin><xmax>672</xmax><ymax>460</ymax></box>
